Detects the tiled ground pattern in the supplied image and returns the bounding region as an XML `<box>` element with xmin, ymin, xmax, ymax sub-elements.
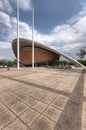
<box><xmin>0</xmin><ymin>67</ymin><xmax>85</xmax><ymax>130</ymax></box>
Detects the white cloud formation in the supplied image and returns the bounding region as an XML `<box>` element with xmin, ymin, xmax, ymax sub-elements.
<box><xmin>0</xmin><ymin>0</ymin><xmax>32</xmax><ymax>14</ymax></box>
<box><xmin>19</xmin><ymin>0</ymin><xmax>32</xmax><ymax>11</ymax></box>
<box><xmin>0</xmin><ymin>12</ymin><xmax>11</xmax><ymax>27</ymax></box>
<box><xmin>0</xmin><ymin>41</ymin><xmax>11</xmax><ymax>49</ymax></box>
<box><xmin>0</xmin><ymin>3</ymin><xmax>86</xmax><ymax>60</ymax></box>
<box><xmin>0</xmin><ymin>0</ymin><xmax>13</xmax><ymax>14</ymax></box>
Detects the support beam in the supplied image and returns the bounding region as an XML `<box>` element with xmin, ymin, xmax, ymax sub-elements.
<box><xmin>32</xmin><ymin>8</ymin><xmax>34</xmax><ymax>69</ymax></box>
<box><xmin>17</xmin><ymin>0</ymin><xmax>20</xmax><ymax>70</ymax></box>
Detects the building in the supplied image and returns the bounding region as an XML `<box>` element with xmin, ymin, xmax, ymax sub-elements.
<box><xmin>12</xmin><ymin>38</ymin><xmax>84</xmax><ymax>67</ymax></box>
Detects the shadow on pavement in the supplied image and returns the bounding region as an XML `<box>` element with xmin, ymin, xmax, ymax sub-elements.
<box><xmin>54</xmin><ymin>70</ymin><xmax>84</xmax><ymax>130</ymax></box>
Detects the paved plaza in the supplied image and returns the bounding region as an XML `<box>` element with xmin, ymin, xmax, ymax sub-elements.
<box><xmin>0</xmin><ymin>67</ymin><xmax>86</xmax><ymax>130</ymax></box>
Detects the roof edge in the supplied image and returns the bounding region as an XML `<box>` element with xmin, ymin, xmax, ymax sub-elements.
<box><xmin>12</xmin><ymin>38</ymin><xmax>85</xmax><ymax>68</ymax></box>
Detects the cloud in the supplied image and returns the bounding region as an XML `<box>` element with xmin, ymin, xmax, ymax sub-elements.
<box><xmin>0</xmin><ymin>2</ymin><xmax>86</xmax><ymax>60</ymax></box>
<box><xmin>19</xmin><ymin>21</ymin><xmax>32</xmax><ymax>39</ymax></box>
<box><xmin>0</xmin><ymin>41</ymin><xmax>11</xmax><ymax>49</ymax></box>
<box><xmin>19</xmin><ymin>0</ymin><xmax>32</xmax><ymax>11</ymax></box>
<box><xmin>0</xmin><ymin>48</ymin><xmax>14</xmax><ymax>60</ymax></box>
<box><xmin>0</xmin><ymin>12</ymin><xmax>17</xmax><ymax>42</ymax></box>
<box><xmin>0</xmin><ymin>41</ymin><xmax>14</xmax><ymax>60</ymax></box>
<box><xmin>0</xmin><ymin>0</ymin><xmax>32</xmax><ymax>15</ymax></box>
<box><xmin>0</xmin><ymin>12</ymin><xmax>11</xmax><ymax>28</ymax></box>
<box><xmin>0</xmin><ymin>0</ymin><xmax>13</xmax><ymax>14</ymax></box>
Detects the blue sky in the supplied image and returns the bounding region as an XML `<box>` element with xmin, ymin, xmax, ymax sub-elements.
<box><xmin>0</xmin><ymin>0</ymin><xmax>86</xmax><ymax>60</ymax></box>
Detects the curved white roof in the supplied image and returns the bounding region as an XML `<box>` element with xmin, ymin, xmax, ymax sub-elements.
<box><xmin>12</xmin><ymin>38</ymin><xmax>84</xmax><ymax>68</ymax></box>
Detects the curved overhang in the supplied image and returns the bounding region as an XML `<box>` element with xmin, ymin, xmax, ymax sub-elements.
<box><xmin>12</xmin><ymin>38</ymin><xmax>84</xmax><ymax>68</ymax></box>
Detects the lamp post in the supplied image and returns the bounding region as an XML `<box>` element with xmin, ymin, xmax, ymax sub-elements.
<box><xmin>32</xmin><ymin>8</ymin><xmax>34</xmax><ymax>69</ymax></box>
<box><xmin>17</xmin><ymin>0</ymin><xmax>20</xmax><ymax>70</ymax></box>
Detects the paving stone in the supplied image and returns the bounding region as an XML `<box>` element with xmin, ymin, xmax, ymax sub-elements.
<box><xmin>83</xmin><ymin>102</ymin><xmax>86</xmax><ymax>110</ymax></box>
<box><xmin>63</xmin><ymin>88</ymin><xmax>72</xmax><ymax>93</ymax></box>
<box><xmin>25</xmin><ymin>96</ymin><xmax>38</xmax><ymax>107</ymax></box>
<box><xmin>30</xmin><ymin>115</ymin><xmax>55</xmax><ymax>130</ymax></box>
<box><xmin>12</xmin><ymin>103</ymin><xmax>28</xmax><ymax>116</ymax></box>
<box><xmin>2</xmin><ymin>118</ymin><xmax>28</xmax><ymax>130</ymax></box>
<box><xmin>0</xmin><ymin>92</ymin><xmax>7</xmax><ymax>99</ymax></box>
<box><xmin>81</xmin><ymin>120</ymin><xmax>86</xmax><ymax>130</ymax></box>
<box><xmin>0</xmin><ymin>110</ymin><xmax>16</xmax><ymax>129</ymax></box>
<box><xmin>0</xmin><ymin>68</ymin><xmax>84</xmax><ymax>130</ymax></box>
<box><xmin>33</xmin><ymin>101</ymin><xmax>48</xmax><ymax>113</ymax></box>
<box><xmin>62</xmin><ymin>101</ymin><xmax>81</xmax><ymax>120</ymax></box>
<box><xmin>1</xmin><ymin>95</ymin><xmax>13</xmax><ymax>102</ymax></box>
<box><xmin>51</xmin><ymin>99</ymin><xmax>66</xmax><ymax>110</ymax></box>
<box><xmin>57</xmin><ymin>95</ymin><xmax>69</xmax><ymax>102</ymax></box>
<box><xmin>20</xmin><ymin>107</ymin><xmax>40</xmax><ymax>126</ymax></box>
<box><xmin>29</xmin><ymin>90</ymin><xmax>46</xmax><ymax>100</ymax></box>
<box><xmin>84</xmin><ymin>90</ymin><xmax>86</xmax><ymax>97</ymax></box>
<box><xmin>25</xmin><ymin>89</ymin><xmax>36</xmax><ymax>96</ymax></box>
<box><xmin>55</xmin><ymin>113</ymin><xmax>81</xmax><ymax>130</ymax></box>
<box><xmin>1</xmin><ymin>95</ymin><xmax>21</xmax><ymax>108</ymax></box>
<box><xmin>70</xmin><ymin>94</ymin><xmax>83</xmax><ymax>104</ymax></box>
<box><xmin>6</xmin><ymin>99</ymin><xmax>20</xmax><ymax>108</ymax></box>
<box><xmin>44</xmin><ymin>106</ymin><xmax>61</xmax><ymax>122</ymax></box>
<box><xmin>54</xmin><ymin>123</ymin><xmax>67</xmax><ymax>130</ymax></box>
<box><xmin>16</xmin><ymin>94</ymin><xmax>29</xmax><ymax>102</ymax></box>
<box><xmin>47</xmin><ymin>92</ymin><xmax>57</xmax><ymax>99</ymax></box>
<box><xmin>0</xmin><ymin>102</ymin><xmax>8</xmax><ymax>114</ymax></box>
<box><xmin>41</xmin><ymin>93</ymin><xmax>57</xmax><ymax>105</ymax></box>
<box><xmin>82</xmin><ymin>109</ymin><xmax>86</xmax><ymax>122</ymax></box>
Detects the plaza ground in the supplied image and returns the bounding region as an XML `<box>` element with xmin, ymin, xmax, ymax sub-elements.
<box><xmin>0</xmin><ymin>67</ymin><xmax>86</xmax><ymax>130</ymax></box>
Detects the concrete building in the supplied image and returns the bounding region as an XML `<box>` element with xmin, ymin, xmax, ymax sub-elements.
<box><xmin>12</xmin><ymin>38</ymin><xmax>84</xmax><ymax>67</ymax></box>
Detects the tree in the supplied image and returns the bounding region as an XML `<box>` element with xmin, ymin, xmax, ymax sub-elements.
<box><xmin>76</xmin><ymin>47</ymin><xmax>86</xmax><ymax>59</ymax></box>
<box><xmin>7</xmin><ymin>61</ymin><xmax>13</xmax><ymax>67</ymax></box>
<box><xmin>7</xmin><ymin>59</ymin><xmax>17</xmax><ymax>67</ymax></box>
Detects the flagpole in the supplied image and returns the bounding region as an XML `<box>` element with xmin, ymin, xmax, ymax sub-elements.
<box><xmin>32</xmin><ymin>8</ymin><xmax>34</xmax><ymax>69</ymax></box>
<box><xmin>17</xmin><ymin>0</ymin><xmax>20</xmax><ymax>70</ymax></box>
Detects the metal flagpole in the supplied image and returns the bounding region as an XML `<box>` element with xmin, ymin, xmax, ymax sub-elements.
<box><xmin>32</xmin><ymin>8</ymin><xmax>34</xmax><ymax>69</ymax></box>
<box><xmin>17</xmin><ymin>0</ymin><xmax>20</xmax><ymax>70</ymax></box>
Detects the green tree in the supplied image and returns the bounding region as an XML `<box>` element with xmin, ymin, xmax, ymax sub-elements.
<box><xmin>7</xmin><ymin>61</ymin><xmax>13</xmax><ymax>67</ymax></box>
<box><xmin>7</xmin><ymin>59</ymin><xmax>17</xmax><ymax>67</ymax></box>
<box><xmin>76</xmin><ymin>47</ymin><xmax>86</xmax><ymax>59</ymax></box>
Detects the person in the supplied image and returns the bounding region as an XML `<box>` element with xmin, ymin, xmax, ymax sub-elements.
<box><xmin>7</xmin><ymin>66</ymin><xmax>9</xmax><ymax>70</ymax></box>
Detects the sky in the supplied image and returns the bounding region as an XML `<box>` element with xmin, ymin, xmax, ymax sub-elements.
<box><xmin>0</xmin><ymin>0</ymin><xmax>86</xmax><ymax>60</ymax></box>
